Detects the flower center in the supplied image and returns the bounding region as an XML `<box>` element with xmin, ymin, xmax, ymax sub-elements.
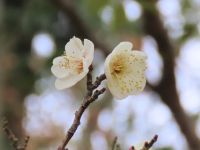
<box><xmin>59</xmin><ymin>56</ymin><xmax>83</xmax><ymax>74</ymax></box>
<box><xmin>71</xmin><ymin>59</ymin><xmax>83</xmax><ymax>74</ymax></box>
<box><xmin>59</xmin><ymin>57</ymin><xmax>70</xmax><ymax>69</ymax></box>
<box><xmin>111</xmin><ymin>60</ymin><xmax>124</xmax><ymax>76</ymax></box>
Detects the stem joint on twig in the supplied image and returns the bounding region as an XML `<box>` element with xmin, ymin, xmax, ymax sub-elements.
<box><xmin>58</xmin><ymin>65</ymin><xmax>106</xmax><ymax>150</ymax></box>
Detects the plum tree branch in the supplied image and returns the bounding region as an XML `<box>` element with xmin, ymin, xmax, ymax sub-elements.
<box><xmin>140</xmin><ymin>1</ymin><xmax>200</xmax><ymax>149</ymax></box>
<box><xmin>57</xmin><ymin>65</ymin><xmax>106</xmax><ymax>150</ymax></box>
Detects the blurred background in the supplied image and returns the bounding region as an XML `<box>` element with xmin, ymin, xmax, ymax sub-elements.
<box><xmin>1</xmin><ymin>0</ymin><xmax>200</xmax><ymax>150</ymax></box>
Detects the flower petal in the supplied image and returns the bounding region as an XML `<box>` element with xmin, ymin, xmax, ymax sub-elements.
<box><xmin>83</xmin><ymin>39</ymin><xmax>94</xmax><ymax>66</ymax></box>
<box><xmin>51</xmin><ymin>56</ymin><xmax>69</xmax><ymax>78</ymax></box>
<box><xmin>65</xmin><ymin>37</ymin><xmax>84</xmax><ymax>57</ymax></box>
<box><xmin>53</xmin><ymin>56</ymin><xmax>64</xmax><ymax>65</ymax></box>
<box><xmin>112</xmin><ymin>42</ymin><xmax>133</xmax><ymax>54</ymax></box>
<box><xmin>105</xmin><ymin>54</ymin><xmax>128</xmax><ymax>99</ymax></box>
<box><xmin>55</xmin><ymin>69</ymin><xmax>88</xmax><ymax>90</ymax></box>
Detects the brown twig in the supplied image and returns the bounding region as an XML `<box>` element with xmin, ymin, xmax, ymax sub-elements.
<box><xmin>111</xmin><ymin>137</ymin><xmax>118</xmax><ymax>150</ymax></box>
<box><xmin>140</xmin><ymin>135</ymin><xmax>158</xmax><ymax>150</ymax></box>
<box><xmin>128</xmin><ymin>135</ymin><xmax>158</xmax><ymax>150</ymax></box>
<box><xmin>58</xmin><ymin>65</ymin><xmax>106</xmax><ymax>150</ymax></box>
<box><xmin>2</xmin><ymin>119</ymin><xmax>30</xmax><ymax>150</ymax></box>
<box><xmin>111</xmin><ymin>136</ymin><xmax>122</xmax><ymax>150</ymax></box>
<box><xmin>86</xmin><ymin>65</ymin><xmax>94</xmax><ymax>97</ymax></box>
<box><xmin>92</xmin><ymin>74</ymin><xmax>107</xmax><ymax>90</ymax></box>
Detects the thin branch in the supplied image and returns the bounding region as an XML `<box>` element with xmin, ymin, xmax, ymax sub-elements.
<box><xmin>92</xmin><ymin>74</ymin><xmax>107</xmax><ymax>90</ymax></box>
<box><xmin>140</xmin><ymin>135</ymin><xmax>158</xmax><ymax>150</ymax></box>
<box><xmin>111</xmin><ymin>137</ymin><xmax>118</xmax><ymax>150</ymax></box>
<box><xmin>86</xmin><ymin>65</ymin><xmax>94</xmax><ymax>97</ymax></box>
<box><xmin>128</xmin><ymin>135</ymin><xmax>158</xmax><ymax>150</ymax></box>
<box><xmin>111</xmin><ymin>136</ymin><xmax>122</xmax><ymax>150</ymax></box>
<box><xmin>58</xmin><ymin>66</ymin><xmax>106</xmax><ymax>150</ymax></box>
<box><xmin>140</xmin><ymin>1</ymin><xmax>200</xmax><ymax>149</ymax></box>
<box><xmin>2</xmin><ymin>119</ymin><xmax>30</xmax><ymax>150</ymax></box>
<box><xmin>21</xmin><ymin>136</ymin><xmax>30</xmax><ymax>150</ymax></box>
<box><xmin>3</xmin><ymin>119</ymin><xmax>19</xmax><ymax>149</ymax></box>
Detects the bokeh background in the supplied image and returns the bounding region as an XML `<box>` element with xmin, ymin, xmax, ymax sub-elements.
<box><xmin>1</xmin><ymin>0</ymin><xmax>200</xmax><ymax>150</ymax></box>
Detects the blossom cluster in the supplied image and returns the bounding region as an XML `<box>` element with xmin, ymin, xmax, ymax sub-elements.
<box><xmin>51</xmin><ymin>37</ymin><xmax>147</xmax><ymax>100</ymax></box>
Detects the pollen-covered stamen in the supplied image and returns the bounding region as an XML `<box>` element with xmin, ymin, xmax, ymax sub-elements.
<box><xmin>112</xmin><ymin>62</ymin><xmax>123</xmax><ymax>74</ymax></box>
<box><xmin>58</xmin><ymin>56</ymin><xmax>70</xmax><ymax>69</ymax></box>
<box><xmin>58</xmin><ymin>56</ymin><xmax>83</xmax><ymax>74</ymax></box>
<box><xmin>69</xmin><ymin>58</ymin><xmax>83</xmax><ymax>74</ymax></box>
<box><xmin>110</xmin><ymin>55</ymin><xmax>126</xmax><ymax>75</ymax></box>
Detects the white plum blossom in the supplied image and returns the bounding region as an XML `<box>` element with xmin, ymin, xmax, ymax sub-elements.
<box><xmin>104</xmin><ymin>42</ymin><xmax>147</xmax><ymax>99</ymax></box>
<box><xmin>51</xmin><ymin>37</ymin><xmax>94</xmax><ymax>90</ymax></box>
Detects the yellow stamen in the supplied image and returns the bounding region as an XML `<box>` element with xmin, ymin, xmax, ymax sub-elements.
<box><xmin>58</xmin><ymin>56</ymin><xmax>83</xmax><ymax>74</ymax></box>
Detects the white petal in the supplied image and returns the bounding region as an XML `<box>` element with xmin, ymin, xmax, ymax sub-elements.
<box><xmin>112</xmin><ymin>42</ymin><xmax>133</xmax><ymax>54</ymax></box>
<box><xmin>83</xmin><ymin>39</ymin><xmax>94</xmax><ymax>66</ymax></box>
<box><xmin>55</xmin><ymin>70</ymin><xmax>88</xmax><ymax>90</ymax></box>
<box><xmin>51</xmin><ymin>65</ymin><xmax>69</xmax><ymax>78</ymax></box>
<box><xmin>53</xmin><ymin>56</ymin><xmax>64</xmax><ymax>65</ymax></box>
<box><xmin>132</xmin><ymin>50</ymin><xmax>147</xmax><ymax>59</ymax></box>
<box><xmin>51</xmin><ymin>56</ymin><xmax>69</xmax><ymax>78</ymax></box>
<box><xmin>82</xmin><ymin>58</ymin><xmax>90</xmax><ymax>73</ymax></box>
<box><xmin>105</xmin><ymin>54</ymin><xmax>126</xmax><ymax>99</ymax></box>
<box><xmin>116</xmin><ymin>71</ymin><xmax>146</xmax><ymax>97</ymax></box>
<box><xmin>105</xmin><ymin>45</ymin><xmax>147</xmax><ymax>99</ymax></box>
<box><xmin>118</xmin><ymin>51</ymin><xmax>146</xmax><ymax>97</ymax></box>
<box><xmin>106</xmin><ymin>75</ymin><xmax>127</xmax><ymax>99</ymax></box>
<box><xmin>65</xmin><ymin>37</ymin><xmax>84</xmax><ymax>57</ymax></box>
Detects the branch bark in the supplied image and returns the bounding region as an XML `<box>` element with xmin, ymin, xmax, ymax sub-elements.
<box><xmin>141</xmin><ymin>1</ymin><xmax>200</xmax><ymax>150</ymax></box>
<box><xmin>2</xmin><ymin>119</ymin><xmax>30</xmax><ymax>150</ymax></box>
<box><xmin>57</xmin><ymin>65</ymin><xmax>106</xmax><ymax>150</ymax></box>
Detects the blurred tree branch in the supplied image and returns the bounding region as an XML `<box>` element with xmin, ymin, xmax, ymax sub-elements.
<box><xmin>0</xmin><ymin>0</ymin><xmax>36</xmax><ymax>140</ymax></box>
<box><xmin>129</xmin><ymin>135</ymin><xmax>158</xmax><ymax>150</ymax></box>
<box><xmin>111</xmin><ymin>135</ymin><xmax>158</xmax><ymax>150</ymax></box>
<box><xmin>140</xmin><ymin>1</ymin><xmax>200</xmax><ymax>150</ymax></box>
<box><xmin>2</xmin><ymin>119</ymin><xmax>29</xmax><ymax>150</ymax></box>
<box><xmin>140</xmin><ymin>134</ymin><xmax>158</xmax><ymax>150</ymax></box>
<box><xmin>111</xmin><ymin>137</ymin><xmax>118</xmax><ymax>150</ymax></box>
<box><xmin>52</xmin><ymin>0</ymin><xmax>110</xmax><ymax>55</ymax></box>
